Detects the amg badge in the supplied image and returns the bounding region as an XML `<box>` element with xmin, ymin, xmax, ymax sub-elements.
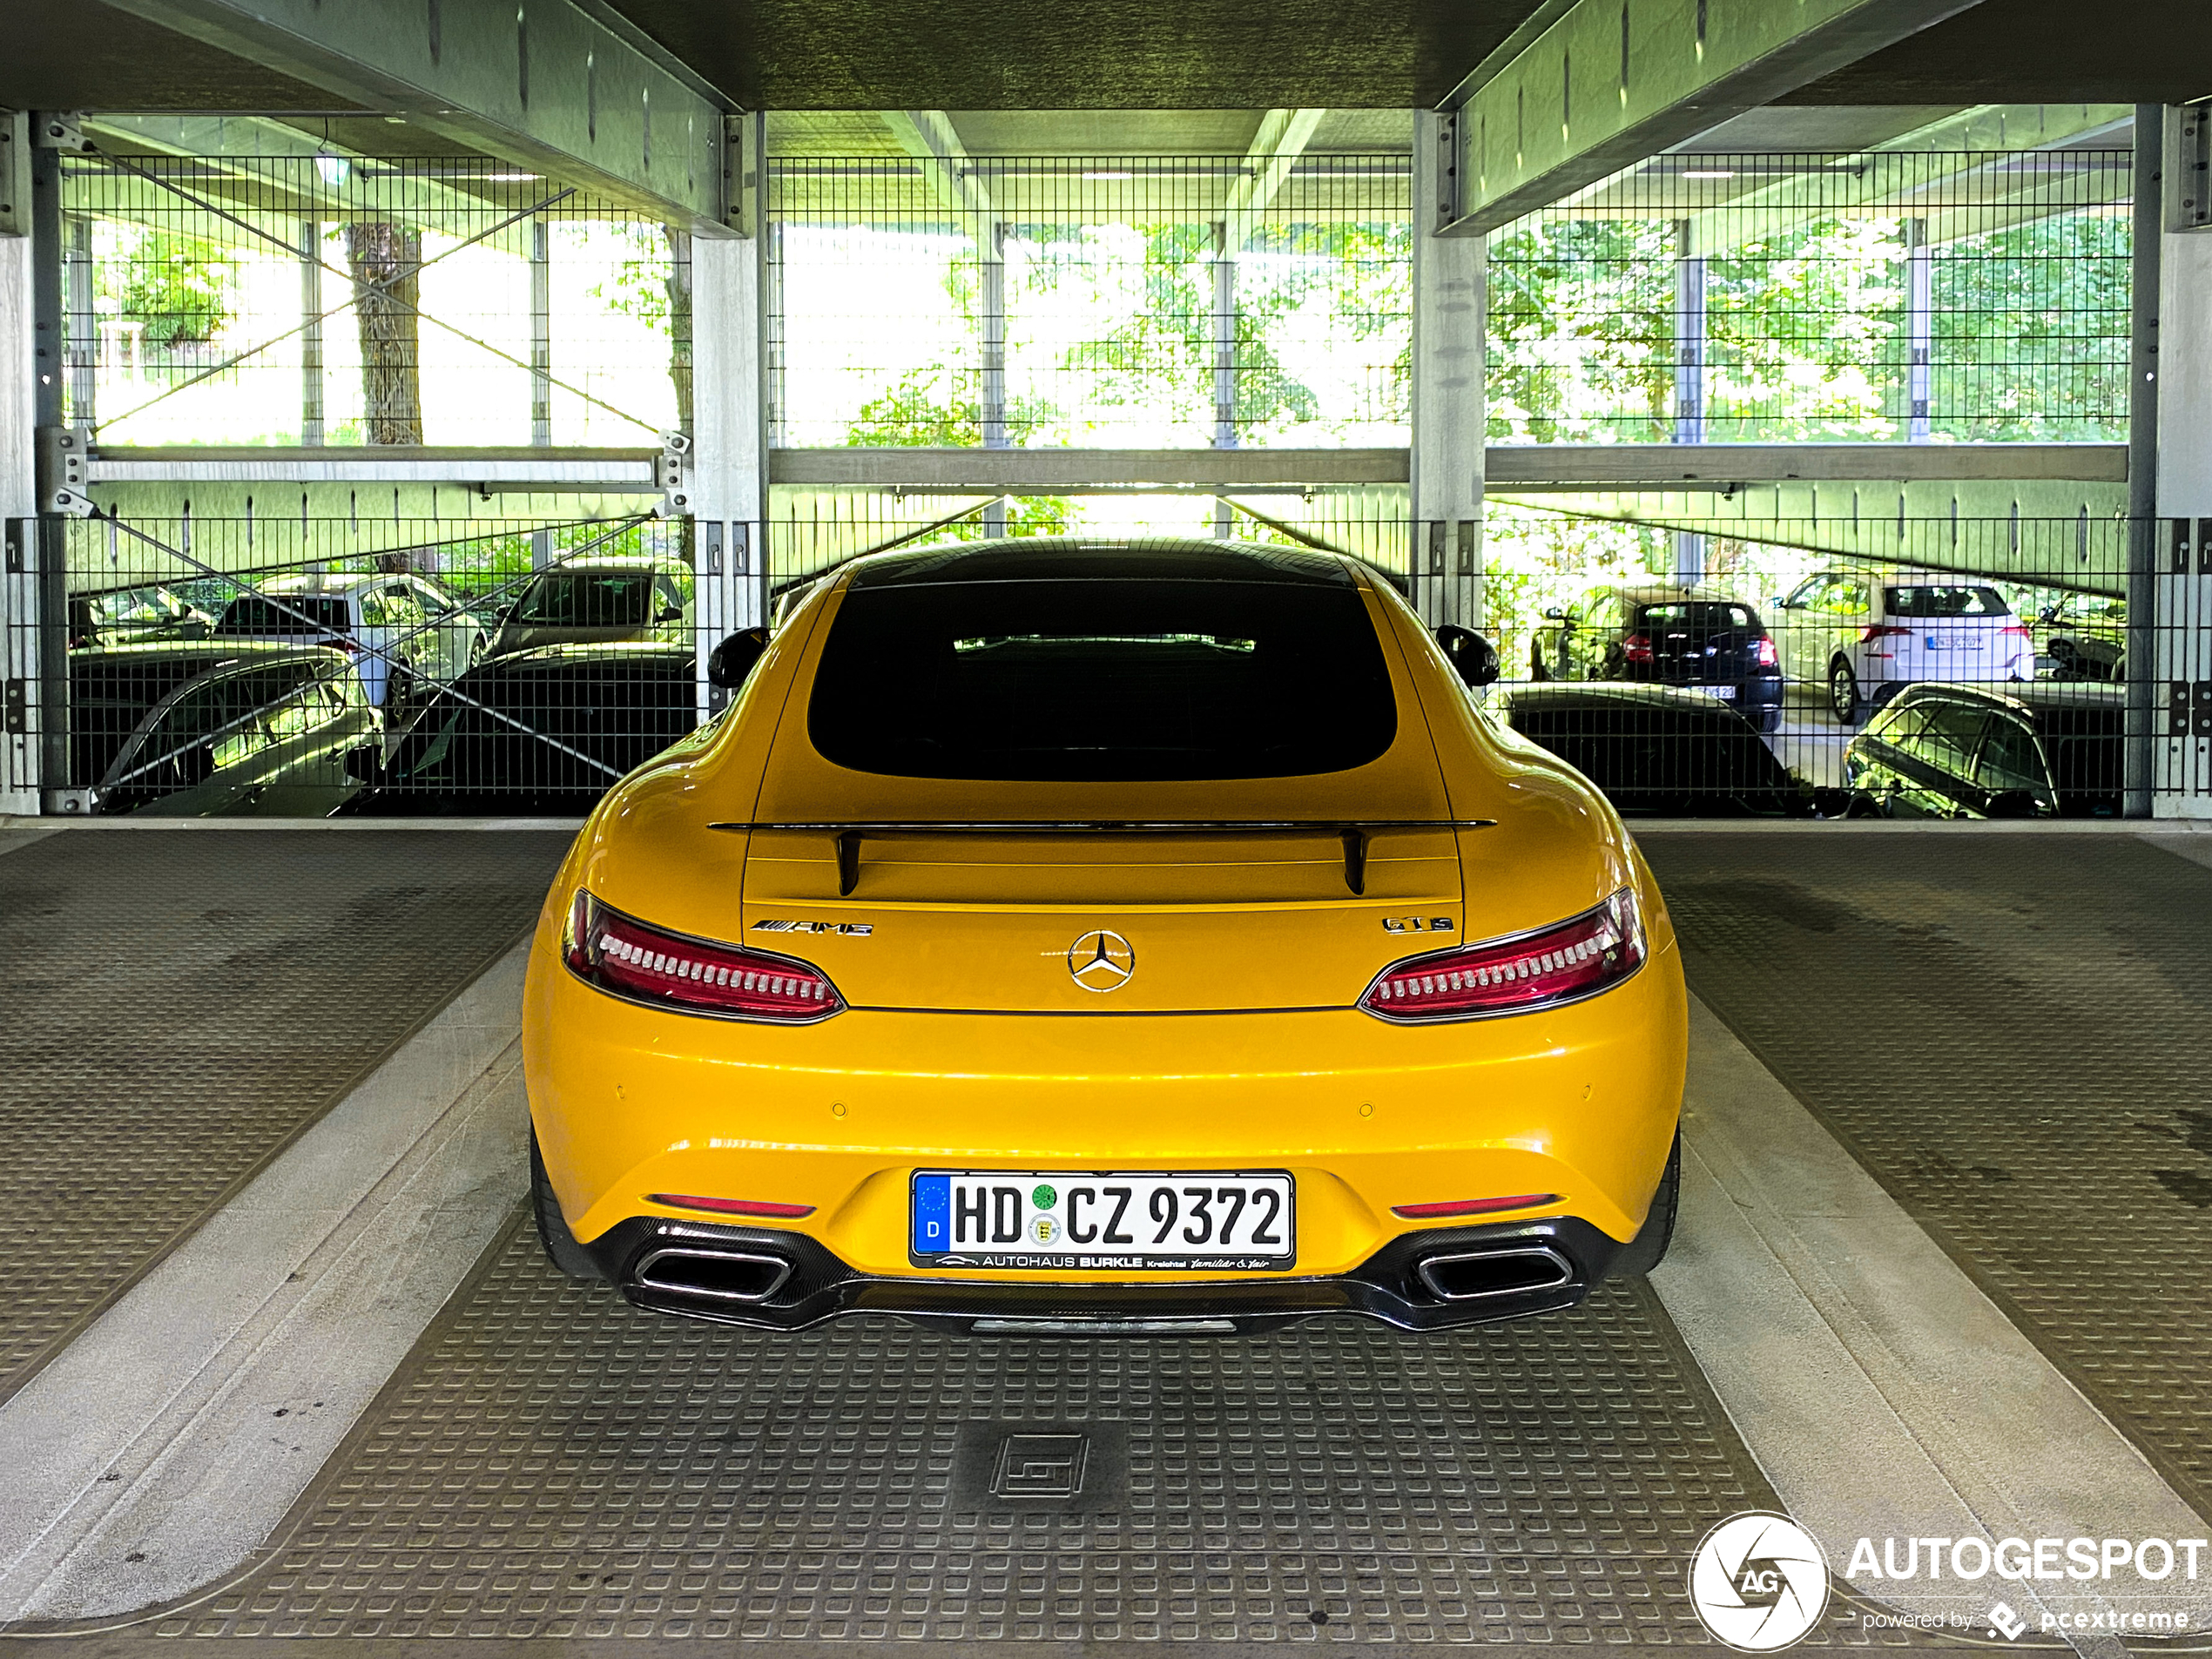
<box><xmin>752</xmin><ymin>919</ymin><xmax>873</xmax><ymax>936</ymax></box>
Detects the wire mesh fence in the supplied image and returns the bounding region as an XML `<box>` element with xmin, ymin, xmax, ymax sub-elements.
<box><xmin>768</xmin><ymin>154</ymin><xmax>1413</xmax><ymax>448</ymax></box>
<box><xmin>1489</xmin><ymin>150</ymin><xmax>2133</xmax><ymax>444</ymax></box>
<box><xmin>26</xmin><ymin>512</ymin><xmax>714</xmax><ymax>817</ymax></box>
<box><xmin>59</xmin><ymin>153</ymin><xmax>686</xmax><ymax>447</ymax></box>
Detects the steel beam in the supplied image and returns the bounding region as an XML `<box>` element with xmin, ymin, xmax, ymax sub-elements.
<box><xmin>1437</xmin><ymin>0</ymin><xmax>1983</xmax><ymax>236</ymax></box>
<box><xmin>771</xmin><ymin>447</ymin><xmax>1412</xmax><ymax>492</ymax></box>
<box><xmin>84</xmin><ymin>444</ymin><xmax>661</xmax><ymax>489</ymax></box>
<box><xmin>92</xmin><ymin>0</ymin><xmax>733</xmax><ymax>232</ymax></box>
<box><xmin>1489</xmin><ymin>442</ymin><xmax>2128</xmax><ymax>487</ymax></box>
<box><xmin>2127</xmin><ymin>105</ymin><xmax>2164</xmax><ymax>817</ymax></box>
<box><xmin>1411</xmin><ymin>111</ymin><xmax>1484</xmax><ymax>628</ymax></box>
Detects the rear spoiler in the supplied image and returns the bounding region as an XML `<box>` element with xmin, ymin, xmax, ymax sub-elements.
<box><xmin>706</xmin><ymin>819</ymin><xmax>1497</xmax><ymax>898</ymax></box>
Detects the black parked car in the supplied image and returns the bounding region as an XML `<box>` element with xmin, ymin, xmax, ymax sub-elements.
<box><xmin>1841</xmin><ymin>683</ymin><xmax>2121</xmax><ymax>819</ymax></box>
<box><xmin>1529</xmin><ymin>584</ymin><xmax>1785</xmax><ymax>732</ymax></box>
<box><xmin>343</xmin><ymin>642</ymin><xmax>704</xmax><ymax>814</ymax></box>
<box><xmin>69</xmin><ymin>640</ymin><xmax>378</xmax><ymax>815</ymax></box>
<box><xmin>1485</xmin><ymin>683</ymin><xmax>1803</xmax><ymax>815</ymax></box>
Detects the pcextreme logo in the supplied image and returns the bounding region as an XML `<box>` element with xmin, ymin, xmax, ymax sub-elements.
<box><xmin>1689</xmin><ymin>1513</ymin><xmax>1832</xmax><ymax>1651</ymax></box>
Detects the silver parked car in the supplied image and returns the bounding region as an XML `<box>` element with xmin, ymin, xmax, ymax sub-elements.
<box><xmin>486</xmin><ymin>556</ymin><xmax>691</xmax><ymax>658</ymax></box>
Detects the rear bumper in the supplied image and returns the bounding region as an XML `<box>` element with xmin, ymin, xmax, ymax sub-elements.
<box><xmin>581</xmin><ymin>1212</ymin><xmax>1633</xmax><ymax>1334</ymax></box>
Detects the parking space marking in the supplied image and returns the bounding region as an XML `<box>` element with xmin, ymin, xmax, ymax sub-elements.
<box><xmin>0</xmin><ymin>942</ymin><xmax>532</xmax><ymax>1625</ymax></box>
<box><xmin>1656</xmin><ymin>995</ymin><xmax>2212</xmax><ymax>1632</ymax></box>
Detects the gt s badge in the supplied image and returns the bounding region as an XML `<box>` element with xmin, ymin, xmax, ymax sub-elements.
<box><xmin>753</xmin><ymin>919</ymin><xmax>873</xmax><ymax>936</ymax></box>
<box><xmin>1381</xmin><ymin>916</ymin><xmax>1454</xmax><ymax>934</ymax></box>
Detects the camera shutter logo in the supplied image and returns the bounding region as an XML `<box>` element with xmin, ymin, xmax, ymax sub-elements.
<box><xmin>1689</xmin><ymin>1513</ymin><xmax>1831</xmax><ymax>1651</ymax></box>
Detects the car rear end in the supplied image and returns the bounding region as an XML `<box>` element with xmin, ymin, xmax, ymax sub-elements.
<box><xmin>523</xmin><ymin>543</ymin><xmax>1685</xmax><ymax>1336</ymax></box>
<box><xmin>1869</xmin><ymin>582</ymin><xmax>2033</xmax><ymax>691</ymax></box>
<box><xmin>1622</xmin><ymin>599</ymin><xmax>1784</xmax><ymax>729</ymax></box>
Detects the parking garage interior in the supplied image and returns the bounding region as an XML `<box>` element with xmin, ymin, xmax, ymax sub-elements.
<box><xmin>5</xmin><ymin>1</ymin><xmax>2212</xmax><ymax>1654</ymax></box>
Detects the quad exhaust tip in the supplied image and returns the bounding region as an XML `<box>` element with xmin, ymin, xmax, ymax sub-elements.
<box><xmin>1415</xmin><ymin>1244</ymin><xmax>1575</xmax><ymax>1302</ymax></box>
<box><xmin>633</xmin><ymin>1245</ymin><xmax>792</xmax><ymax>1305</ymax></box>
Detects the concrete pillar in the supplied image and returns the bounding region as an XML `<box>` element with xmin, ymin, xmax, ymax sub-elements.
<box><xmin>1411</xmin><ymin>110</ymin><xmax>1485</xmax><ymax>631</ymax></box>
<box><xmin>981</xmin><ymin>219</ymin><xmax>1007</xmax><ymax>536</ymax></box>
<box><xmin>529</xmin><ymin>218</ymin><xmax>551</xmax><ymax>446</ymax></box>
<box><xmin>1905</xmin><ymin>216</ymin><xmax>1933</xmax><ymax>442</ymax></box>
<box><xmin>299</xmin><ymin>218</ymin><xmax>324</xmax><ymax>445</ymax></box>
<box><xmin>691</xmin><ymin>199</ymin><xmax>767</xmax><ymax>718</ymax></box>
<box><xmin>1211</xmin><ymin>219</ymin><xmax>1238</xmax><ymax>538</ymax></box>
<box><xmin>1672</xmin><ymin>220</ymin><xmax>1707</xmax><ymax>586</ymax></box>
<box><xmin>2153</xmin><ymin>105</ymin><xmax>2212</xmax><ymax>818</ymax></box>
<box><xmin>1</xmin><ymin>112</ymin><xmax>39</xmax><ymax>813</ymax></box>
<box><xmin>2129</xmin><ymin>105</ymin><xmax>2164</xmax><ymax>816</ymax></box>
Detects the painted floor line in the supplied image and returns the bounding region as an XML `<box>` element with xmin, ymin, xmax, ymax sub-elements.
<box><xmin>1655</xmin><ymin>995</ymin><xmax>2211</xmax><ymax>1640</ymax></box>
<box><xmin>0</xmin><ymin>941</ymin><xmax>534</xmax><ymax>1625</ymax></box>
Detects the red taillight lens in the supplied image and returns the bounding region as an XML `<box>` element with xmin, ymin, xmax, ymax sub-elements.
<box><xmin>1393</xmin><ymin>1193</ymin><xmax>1561</xmax><ymax>1219</ymax></box>
<box><xmin>2001</xmin><ymin>624</ymin><xmax>2033</xmax><ymax>639</ymax></box>
<box><xmin>565</xmin><ymin>892</ymin><xmax>843</xmax><ymax>1022</ymax></box>
<box><xmin>1859</xmin><ymin>624</ymin><xmax>1912</xmax><ymax>643</ymax></box>
<box><xmin>1622</xmin><ymin>631</ymin><xmax>1653</xmax><ymax>664</ymax></box>
<box><xmin>649</xmin><ymin>1193</ymin><xmax>815</xmax><ymax>1218</ymax></box>
<box><xmin>1360</xmin><ymin>889</ymin><xmax>1645</xmax><ymax>1022</ymax></box>
<box><xmin>1754</xmin><ymin>635</ymin><xmax>1778</xmax><ymax>667</ymax></box>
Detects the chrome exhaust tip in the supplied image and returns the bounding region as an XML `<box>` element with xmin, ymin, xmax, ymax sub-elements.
<box><xmin>1415</xmin><ymin>1244</ymin><xmax>1575</xmax><ymax>1302</ymax></box>
<box><xmin>632</xmin><ymin>1245</ymin><xmax>792</xmax><ymax>1305</ymax></box>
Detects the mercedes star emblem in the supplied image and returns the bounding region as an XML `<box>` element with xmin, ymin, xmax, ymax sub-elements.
<box><xmin>1067</xmin><ymin>928</ymin><xmax>1136</xmax><ymax>992</ymax></box>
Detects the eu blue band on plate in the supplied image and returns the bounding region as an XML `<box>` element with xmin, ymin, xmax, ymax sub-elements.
<box><xmin>912</xmin><ymin>1173</ymin><xmax>951</xmax><ymax>1252</ymax></box>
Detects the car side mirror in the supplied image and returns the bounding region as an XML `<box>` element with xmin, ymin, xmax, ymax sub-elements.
<box><xmin>1541</xmin><ymin>606</ymin><xmax>1565</xmax><ymax>621</ymax></box>
<box><xmin>706</xmin><ymin>626</ymin><xmax>769</xmax><ymax>691</ymax></box>
<box><xmin>1769</xmin><ymin>595</ymin><xmax>1791</xmax><ymax>610</ymax></box>
<box><xmin>655</xmin><ymin>603</ymin><xmax>684</xmax><ymax>624</ymax></box>
<box><xmin>1435</xmin><ymin>624</ymin><xmax>1501</xmax><ymax>689</ymax></box>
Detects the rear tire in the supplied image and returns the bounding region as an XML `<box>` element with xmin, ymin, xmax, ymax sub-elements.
<box><xmin>531</xmin><ymin>1124</ymin><xmax>603</xmax><ymax>1281</ymax></box>
<box><xmin>1610</xmin><ymin>1130</ymin><xmax>1681</xmax><ymax>1278</ymax></box>
<box><xmin>1828</xmin><ymin>658</ymin><xmax>1862</xmax><ymax>725</ymax></box>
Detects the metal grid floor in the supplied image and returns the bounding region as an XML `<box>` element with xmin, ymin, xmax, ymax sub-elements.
<box><xmin>1642</xmin><ymin>831</ymin><xmax>2212</xmax><ymax>1525</ymax></box>
<box><xmin>0</xmin><ymin>829</ymin><xmax>570</xmax><ymax>1402</ymax></box>
<box><xmin>118</xmin><ymin>1221</ymin><xmax>1939</xmax><ymax>1649</ymax></box>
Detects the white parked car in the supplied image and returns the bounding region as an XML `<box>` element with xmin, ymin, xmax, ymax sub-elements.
<box><xmin>213</xmin><ymin>571</ymin><xmax>485</xmax><ymax>710</ymax></box>
<box><xmin>1769</xmin><ymin>566</ymin><xmax>2034</xmax><ymax>724</ymax></box>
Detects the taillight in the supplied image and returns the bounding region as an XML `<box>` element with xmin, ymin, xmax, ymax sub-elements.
<box><xmin>1360</xmin><ymin>889</ymin><xmax>1645</xmax><ymax>1022</ymax></box>
<box><xmin>1622</xmin><ymin>632</ymin><xmax>1653</xmax><ymax>664</ymax></box>
<box><xmin>1859</xmin><ymin>625</ymin><xmax>1912</xmax><ymax>643</ymax></box>
<box><xmin>1754</xmin><ymin>636</ymin><xmax>1778</xmax><ymax>667</ymax></box>
<box><xmin>565</xmin><ymin>891</ymin><xmax>843</xmax><ymax>1022</ymax></box>
<box><xmin>2001</xmin><ymin>624</ymin><xmax>2033</xmax><ymax>639</ymax></box>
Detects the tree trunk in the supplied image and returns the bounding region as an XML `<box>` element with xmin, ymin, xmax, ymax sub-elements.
<box><xmin>345</xmin><ymin>221</ymin><xmax>425</xmax><ymax>446</ymax></box>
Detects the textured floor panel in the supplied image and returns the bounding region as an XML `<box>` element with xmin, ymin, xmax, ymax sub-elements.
<box><xmin>141</xmin><ymin>1224</ymin><xmax>1936</xmax><ymax>1648</ymax></box>
<box><xmin>1641</xmin><ymin>832</ymin><xmax>2212</xmax><ymax>1522</ymax></box>
<box><xmin>0</xmin><ymin>829</ymin><xmax>570</xmax><ymax>1401</ymax></box>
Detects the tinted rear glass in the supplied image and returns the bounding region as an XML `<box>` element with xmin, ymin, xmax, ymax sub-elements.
<box><xmin>1636</xmin><ymin>602</ymin><xmax>1758</xmax><ymax>630</ymax></box>
<box><xmin>515</xmin><ymin>572</ymin><xmax>655</xmax><ymax>626</ymax></box>
<box><xmin>807</xmin><ymin>579</ymin><xmax>1398</xmax><ymax>781</ymax></box>
<box><xmin>217</xmin><ymin>595</ymin><xmax>352</xmax><ymax>635</ymax></box>
<box><xmin>1885</xmin><ymin>584</ymin><xmax>2007</xmax><ymax>618</ymax></box>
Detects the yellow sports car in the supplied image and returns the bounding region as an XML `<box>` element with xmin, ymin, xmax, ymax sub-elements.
<box><xmin>522</xmin><ymin>539</ymin><xmax>1686</xmax><ymax>1334</ymax></box>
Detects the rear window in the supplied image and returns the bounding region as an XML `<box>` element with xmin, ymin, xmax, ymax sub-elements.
<box><xmin>1885</xmin><ymin>584</ymin><xmax>2008</xmax><ymax>618</ymax></box>
<box><xmin>216</xmin><ymin>595</ymin><xmax>352</xmax><ymax>635</ymax></box>
<box><xmin>807</xmin><ymin>579</ymin><xmax>1398</xmax><ymax>782</ymax></box>
<box><xmin>1636</xmin><ymin>602</ymin><xmax>1757</xmax><ymax>630</ymax></box>
<box><xmin>516</xmin><ymin>572</ymin><xmax>655</xmax><ymax>627</ymax></box>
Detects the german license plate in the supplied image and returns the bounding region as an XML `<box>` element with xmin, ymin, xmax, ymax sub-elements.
<box><xmin>910</xmin><ymin>1170</ymin><xmax>1296</xmax><ymax>1271</ymax></box>
<box><xmin>1689</xmin><ymin>683</ymin><xmax>1737</xmax><ymax>699</ymax></box>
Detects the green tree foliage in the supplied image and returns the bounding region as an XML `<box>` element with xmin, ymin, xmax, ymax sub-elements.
<box><xmin>107</xmin><ymin>232</ymin><xmax>231</xmax><ymax>347</ymax></box>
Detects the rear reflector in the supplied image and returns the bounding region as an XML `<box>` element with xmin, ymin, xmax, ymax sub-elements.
<box><xmin>1393</xmin><ymin>1193</ymin><xmax>1560</xmax><ymax>1219</ymax></box>
<box><xmin>1361</xmin><ymin>888</ymin><xmax>1644</xmax><ymax>1022</ymax></box>
<box><xmin>650</xmin><ymin>1193</ymin><xmax>816</xmax><ymax>1218</ymax></box>
<box><xmin>565</xmin><ymin>891</ymin><xmax>844</xmax><ymax>1022</ymax></box>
